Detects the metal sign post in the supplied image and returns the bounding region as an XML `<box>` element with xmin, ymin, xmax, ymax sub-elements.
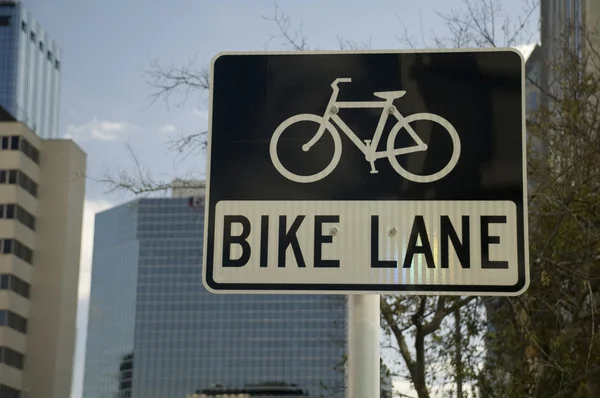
<box><xmin>348</xmin><ymin>295</ymin><xmax>380</xmax><ymax>398</ymax></box>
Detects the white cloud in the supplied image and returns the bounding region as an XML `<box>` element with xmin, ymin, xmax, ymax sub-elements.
<box><xmin>159</xmin><ymin>124</ymin><xmax>177</xmax><ymax>133</ymax></box>
<box><xmin>78</xmin><ymin>199</ymin><xmax>113</xmax><ymax>300</ymax></box>
<box><xmin>192</xmin><ymin>108</ymin><xmax>209</xmax><ymax>120</ymax></box>
<box><xmin>64</xmin><ymin>117</ymin><xmax>138</xmax><ymax>141</ymax></box>
<box><xmin>71</xmin><ymin>199</ymin><xmax>114</xmax><ymax>398</ymax></box>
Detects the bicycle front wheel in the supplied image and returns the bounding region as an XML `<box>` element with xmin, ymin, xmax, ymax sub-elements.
<box><xmin>269</xmin><ymin>114</ymin><xmax>342</xmax><ymax>183</ymax></box>
<box><xmin>386</xmin><ymin>112</ymin><xmax>461</xmax><ymax>183</ymax></box>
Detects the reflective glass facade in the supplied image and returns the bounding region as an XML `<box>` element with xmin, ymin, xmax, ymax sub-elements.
<box><xmin>83</xmin><ymin>202</ymin><xmax>139</xmax><ymax>398</ymax></box>
<box><xmin>84</xmin><ymin>198</ymin><xmax>347</xmax><ymax>398</ymax></box>
<box><xmin>0</xmin><ymin>1</ymin><xmax>61</xmax><ymax>138</ymax></box>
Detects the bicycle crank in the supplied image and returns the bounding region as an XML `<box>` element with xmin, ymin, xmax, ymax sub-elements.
<box><xmin>364</xmin><ymin>140</ymin><xmax>379</xmax><ymax>174</ymax></box>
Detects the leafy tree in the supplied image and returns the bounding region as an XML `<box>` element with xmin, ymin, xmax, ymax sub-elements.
<box><xmin>477</xmin><ymin>20</ymin><xmax>600</xmax><ymax>398</ymax></box>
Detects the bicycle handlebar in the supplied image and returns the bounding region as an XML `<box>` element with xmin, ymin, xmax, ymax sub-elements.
<box><xmin>331</xmin><ymin>78</ymin><xmax>352</xmax><ymax>90</ymax></box>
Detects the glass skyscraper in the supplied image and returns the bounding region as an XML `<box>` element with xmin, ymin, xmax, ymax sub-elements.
<box><xmin>83</xmin><ymin>197</ymin><xmax>348</xmax><ymax>398</ymax></box>
<box><xmin>0</xmin><ymin>0</ymin><xmax>61</xmax><ymax>138</ymax></box>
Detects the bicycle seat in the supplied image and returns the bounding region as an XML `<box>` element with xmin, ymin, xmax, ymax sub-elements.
<box><xmin>373</xmin><ymin>90</ymin><xmax>406</xmax><ymax>100</ymax></box>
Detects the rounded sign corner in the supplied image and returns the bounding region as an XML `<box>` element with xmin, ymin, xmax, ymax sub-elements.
<box><xmin>507</xmin><ymin>276</ymin><xmax>530</xmax><ymax>296</ymax></box>
<box><xmin>210</xmin><ymin>52</ymin><xmax>230</xmax><ymax>72</ymax></box>
<box><xmin>202</xmin><ymin>275</ymin><xmax>224</xmax><ymax>294</ymax></box>
<box><xmin>505</xmin><ymin>46</ymin><xmax>526</xmax><ymax>67</ymax></box>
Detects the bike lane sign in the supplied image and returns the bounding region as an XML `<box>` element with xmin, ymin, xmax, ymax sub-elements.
<box><xmin>202</xmin><ymin>49</ymin><xmax>529</xmax><ymax>296</ymax></box>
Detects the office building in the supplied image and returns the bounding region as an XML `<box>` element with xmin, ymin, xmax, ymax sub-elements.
<box><xmin>540</xmin><ymin>0</ymin><xmax>600</xmax><ymax>98</ymax></box>
<box><xmin>0</xmin><ymin>0</ymin><xmax>61</xmax><ymax>139</ymax></box>
<box><xmin>541</xmin><ymin>0</ymin><xmax>600</xmax><ymax>59</ymax></box>
<box><xmin>83</xmin><ymin>191</ymin><xmax>347</xmax><ymax>398</ymax></box>
<box><xmin>0</xmin><ymin>115</ymin><xmax>86</xmax><ymax>398</ymax></box>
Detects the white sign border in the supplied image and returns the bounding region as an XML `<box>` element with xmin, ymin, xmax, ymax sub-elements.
<box><xmin>202</xmin><ymin>48</ymin><xmax>530</xmax><ymax>297</ymax></box>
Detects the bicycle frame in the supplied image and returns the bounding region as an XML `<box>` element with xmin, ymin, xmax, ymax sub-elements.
<box><xmin>304</xmin><ymin>80</ymin><xmax>426</xmax><ymax>162</ymax></box>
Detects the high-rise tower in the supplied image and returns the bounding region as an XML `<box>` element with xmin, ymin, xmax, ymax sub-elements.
<box><xmin>0</xmin><ymin>1</ymin><xmax>61</xmax><ymax>139</ymax></box>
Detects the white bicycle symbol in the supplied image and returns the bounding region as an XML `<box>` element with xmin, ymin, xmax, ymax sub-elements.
<box><xmin>269</xmin><ymin>77</ymin><xmax>461</xmax><ymax>183</ymax></box>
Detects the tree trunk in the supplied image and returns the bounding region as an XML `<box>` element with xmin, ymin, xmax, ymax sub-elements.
<box><xmin>415</xmin><ymin>329</ymin><xmax>430</xmax><ymax>398</ymax></box>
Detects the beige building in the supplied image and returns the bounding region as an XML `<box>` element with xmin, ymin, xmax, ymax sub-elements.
<box><xmin>0</xmin><ymin>117</ymin><xmax>86</xmax><ymax>398</ymax></box>
<box><xmin>170</xmin><ymin>178</ymin><xmax>206</xmax><ymax>198</ymax></box>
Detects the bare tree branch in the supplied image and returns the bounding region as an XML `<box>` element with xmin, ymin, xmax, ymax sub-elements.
<box><xmin>143</xmin><ymin>57</ymin><xmax>209</xmax><ymax>109</ymax></box>
<box><xmin>260</xmin><ymin>2</ymin><xmax>309</xmax><ymax>51</ymax></box>
<box><xmin>336</xmin><ymin>35</ymin><xmax>372</xmax><ymax>50</ymax></box>
<box><xmin>93</xmin><ymin>143</ymin><xmax>205</xmax><ymax>196</ymax></box>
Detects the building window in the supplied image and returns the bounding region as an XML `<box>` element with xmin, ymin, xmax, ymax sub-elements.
<box><xmin>0</xmin><ymin>275</ymin><xmax>30</xmax><ymax>298</ymax></box>
<box><xmin>18</xmin><ymin>171</ymin><xmax>37</xmax><ymax>197</ymax></box>
<box><xmin>30</xmin><ymin>31</ymin><xmax>35</xmax><ymax>42</ymax></box>
<box><xmin>2</xmin><ymin>240</ymin><xmax>11</xmax><ymax>254</ymax></box>
<box><xmin>0</xmin><ymin>310</ymin><xmax>28</xmax><ymax>334</ymax></box>
<box><xmin>0</xmin><ymin>16</ymin><xmax>10</xmax><ymax>27</ymax></box>
<box><xmin>17</xmin><ymin>137</ymin><xmax>40</xmax><ymax>164</ymax></box>
<box><xmin>0</xmin><ymin>170</ymin><xmax>38</xmax><ymax>197</ymax></box>
<box><xmin>21</xmin><ymin>20</ymin><xmax>26</xmax><ymax>32</ymax></box>
<box><xmin>47</xmin><ymin>50</ymin><xmax>52</xmax><ymax>61</ymax></box>
<box><xmin>10</xmin><ymin>276</ymin><xmax>30</xmax><ymax>298</ymax></box>
<box><xmin>18</xmin><ymin>206</ymin><xmax>35</xmax><ymax>230</ymax></box>
<box><xmin>10</xmin><ymin>136</ymin><xmax>18</xmax><ymax>150</ymax></box>
<box><xmin>0</xmin><ymin>204</ymin><xmax>36</xmax><ymax>230</ymax></box>
<box><xmin>0</xmin><ymin>347</ymin><xmax>25</xmax><ymax>370</ymax></box>
<box><xmin>55</xmin><ymin>59</ymin><xmax>60</xmax><ymax>70</ymax></box>
<box><xmin>0</xmin><ymin>136</ymin><xmax>40</xmax><ymax>164</ymax></box>
<box><xmin>3</xmin><ymin>204</ymin><xmax>14</xmax><ymax>218</ymax></box>
<box><xmin>0</xmin><ymin>384</ymin><xmax>20</xmax><ymax>398</ymax></box>
<box><xmin>7</xmin><ymin>312</ymin><xmax>27</xmax><ymax>334</ymax></box>
<box><xmin>7</xmin><ymin>170</ymin><xmax>16</xmax><ymax>184</ymax></box>
<box><xmin>120</xmin><ymin>381</ymin><xmax>132</xmax><ymax>390</ymax></box>
<box><xmin>0</xmin><ymin>239</ymin><xmax>34</xmax><ymax>265</ymax></box>
<box><xmin>39</xmin><ymin>41</ymin><xmax>44</xmax><ymax>52</ymax></box>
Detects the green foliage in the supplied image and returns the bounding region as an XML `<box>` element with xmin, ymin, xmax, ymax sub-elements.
<box><xmin>477</xmin><ymin>30</ymin><xmax>600</xmax><ymax>398</ymax></box>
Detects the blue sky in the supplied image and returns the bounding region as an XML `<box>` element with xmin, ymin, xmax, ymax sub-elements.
<box><xmin>21</xmin><ymin>0</ymin><xmax>538</xmax><ymax>397</ymax></box>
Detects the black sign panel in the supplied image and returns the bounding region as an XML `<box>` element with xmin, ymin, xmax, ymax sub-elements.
<box><xmin>202</xmin><ymin>49</ymin><xmax>529</xmax><ymax>296</ymax></box>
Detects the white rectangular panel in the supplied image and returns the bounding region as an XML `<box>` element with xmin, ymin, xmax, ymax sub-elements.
<box><xmin>211</xmin><ymin>200</ymin><xmax>519</xmax><ymax>288</ymax></box>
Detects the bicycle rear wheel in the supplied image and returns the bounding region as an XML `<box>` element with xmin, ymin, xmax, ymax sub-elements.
<box><xmin>270</xmin><ymin>114</ymin><xmax>342</xmax><ymax>183</ymax></box>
